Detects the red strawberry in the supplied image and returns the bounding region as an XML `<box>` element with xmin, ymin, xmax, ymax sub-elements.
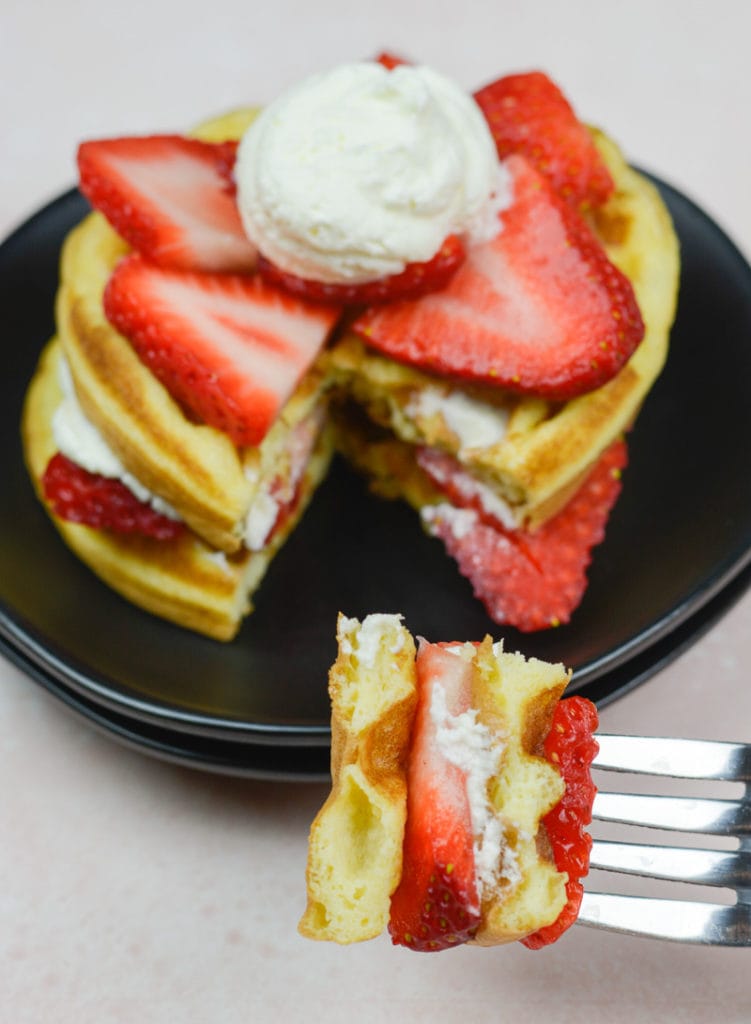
<box><xmin>42</xmin><ymin>452</ymin><xmax>183</xmax><ymax>540</ymax></box>
<box><xmin>257</xmin><ymin>235</ymin><xmax>465</xmax><ymax>306</ymax></box>
<box><xmin>77</xmin><ymin>135</ymin><xmax>256</xmax><ymax>272</ymax></box>
<box><xmin>103</xmin><ymin>255</ymin><xmax>339</xmax><ymax>448</ymax></box>
<box><xmin>522</xmin><ymin>696</ymin><xmax>599</xmax><ymax>949</ymax></box>
<box><xmin>416</xmin><ymin>447</ymin><xmax>518</xmax><ymax>533</ymax></box>
<box><xmin>375</xmin><ymin>51</ymin><xmax>409</xmax><ymax>69</ymax></box>
<box><xmin>474</xmin><ymin>71</ymin><xmax>614</xmax><ymax>208</ymax></box>
<box><xmin>355</xmin><ymin>155</ymin><xmax>643</xmax><ymax>400</ymax></box>
<box><xmin>389</xmin><ymin>641</ymin><xmax>482</xmax><ymax>951</ymax></box>
<box><xmin>422</xmin><ymin>439</ymin><xmax>627</xmax><ymax>631</ymax></box>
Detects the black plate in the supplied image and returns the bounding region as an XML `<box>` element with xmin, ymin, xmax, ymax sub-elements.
<box><xmin>4</xmin><ymin>553</ymin><xmax>751</xmax><ymax>780</ymax></box>
<box><xmin>2</xmin><ymin>180</ymin><xmax>751</xmax><ymax>745</ymax></box>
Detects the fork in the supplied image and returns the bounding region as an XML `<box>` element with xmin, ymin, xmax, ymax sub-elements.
<box><xmin>578</xmin><ymin>735</ymin><xmax>751</xmax><ymax>946</ymax></box>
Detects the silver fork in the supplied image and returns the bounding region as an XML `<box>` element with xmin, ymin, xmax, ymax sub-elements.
<box><xmin>578</xmin><ymin>735</ymin><xmax>751</xmax><ymax>945</ymax></box>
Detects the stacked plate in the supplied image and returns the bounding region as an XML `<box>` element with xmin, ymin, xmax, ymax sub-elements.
<box><xmin>2</xmin><ymin>180</ymin><xmax>751</xmax><ymax>781</ymax></box>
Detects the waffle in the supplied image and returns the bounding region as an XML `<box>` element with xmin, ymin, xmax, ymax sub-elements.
<box><xmin>300</xmin><ymin>615</ymin><xmax>575</xmax><ymax>946</ymax></box>
<box><xmin>56</xmin><ymin>212</ymin><xmax>253</xmax><ymax>552</ymax></box>
<box><xmin>326</xmin><ymin>130</ymin><xmax>680</xmax><ymax>529</ymax></box>
<box><xmin>22</xmin><ymin>338</ymin><xmax>333</xmax><ymax>640</ymax></box>
<box><xmin>299</xmin><ymin>614</ymin><xmax>418</xmax><ymax>942</ymax></box>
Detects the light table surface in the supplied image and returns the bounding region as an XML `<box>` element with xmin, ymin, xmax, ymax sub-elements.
<box><xmin>2</xmin><ymin>2</ymin><xmax>750</xmax><ymax>1020</ymax></box>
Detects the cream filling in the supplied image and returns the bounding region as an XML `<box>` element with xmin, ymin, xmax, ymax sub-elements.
<box><xmin>243</xmin><ymin>408</ymin><xmax>325</xmax><ymax>551</ymax></box>
<box><xmin>421</xmin><ymin>503</ymin><xmax>478</xmax><ymax>540</ymax></box>
<box><xmin>429</xmin><ymin>681</ymin><xmax>520</xmax><ymax>898</ymax></box>
<box><xmin>407</xmin><ymin>386</ymin><xmax>510</xmax><ymax>453</ymax></box>
<box><xmin>52</xmin><ymin>356</ymin><xmax>180</xmax><ymax>521</ymax></box>
<box><xmin>338</xmin><ymin>613</ymin><xmax>405</xmax><ymax>666</ymax></box>
<box><xmin>417</xmin><ymin>450</ymin><xmax>517</xmax><ymax>531</ymax></box>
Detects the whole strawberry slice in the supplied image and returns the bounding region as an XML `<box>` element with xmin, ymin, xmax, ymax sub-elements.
<box><xmin>389</xmin><ymin>641</ymin><xmax>482</xmax><ymax>951</ymax></box>
<box><xmin>103</xmin><ymin>255</ymin><xmax>339</xmax><ymax>448</ymax></box>
<box><xmin>422</xmin><ymin>440</ymin><xmax>627</xmax><ymax>631</ymax></box>
<box><xmin>78</xmin><ymin>135</ymin><xmax>256</xmax><ymax>272</ymax></box>
<box><xmin>355</xmin><ymin>155</ymin><xmax>643</xmax><ymax>400</ymax></box>
<box><xmin>42</xmin><ymin>452</ymin><xmax>183</xmax><ymax>540</ymax></box>
<box><xmin>474</xmin><ymin>71</ymin><xmax>614</xmax><ymax>208</ymax></box>
<box><xmin>257</xmin><ymin>234</ymin><xmax>465</xmax><ymax>306</ymax></box>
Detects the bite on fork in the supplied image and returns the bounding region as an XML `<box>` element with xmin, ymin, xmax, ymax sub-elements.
<box><xmin>580</xmin><ymin>735</ymin><xmax>751</xmax><ymax>946</ymax></box>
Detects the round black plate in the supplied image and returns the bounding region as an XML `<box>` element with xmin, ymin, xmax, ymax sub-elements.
<box><xmin>2</xmin><ymin>180</ymin><xmax>751</xmax><ymax>744</ymax></box>
<box><xmin>4</xmin><ymin>553</ymin><xmax>750</xmax><ymax>780</ymax></box>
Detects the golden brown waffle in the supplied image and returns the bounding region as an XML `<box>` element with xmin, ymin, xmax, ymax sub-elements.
<box><xmin>300</xmin><ymin>616</ymin><xmax>575</xmax><ymax>946</ymax></box>
<box><xmin>56</xmin><ymin>213</ymin><xmax>253</xmax><ymax>552</ymax></box>
<box><xmin>469</xmin><ymin>639</ymin><xmax>569</xmax><ymax>944</ymax></box>
<box><xmin>22</xmin><ymin>339</ymin><xmax>333</xmax><ymax>641</ymax></box>
<box><xmin>299</xmin><ymin>614</ymin><xmax>418</xmax><ymax>942</ymax></box>
<box><xmin>325</xmin><ymin>131</ymin><xmax>680</xmax><ymax>529</ymax></box>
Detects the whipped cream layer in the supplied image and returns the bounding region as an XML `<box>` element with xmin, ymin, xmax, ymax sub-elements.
<box><xmin>338</xmin><ymin>612</ymin><xmax>405</xmax><ymax>667</ymax></box>
<box><xmin>429</xmin><ymin>647</ymin><xmax>520</xmax><ymax>898</ymax></box>
<box><xmin>236</xmin><ymin>62</ymin><xmax>510</xmax><ymax>284</ymax></box>
<box><xmin>52</xmin><ymin>356</ymin><xmax>179</xmax><ymax>520</ymax></box>
<box><xmin>407</xmin><ymin>386</ymin><xmax>510</xmax><ymax>452</ymax></box>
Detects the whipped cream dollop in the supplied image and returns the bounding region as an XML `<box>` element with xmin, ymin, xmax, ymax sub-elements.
<box><xmin>235</xmin><ymin>61</ymin><xmax>510</xmax><ymax>283</ymax></box>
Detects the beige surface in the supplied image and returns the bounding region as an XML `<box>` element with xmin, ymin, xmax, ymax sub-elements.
<box><xmin>2</xmin><ymin>2</ymin><xmax>751</xmax><ymax>1021</ymax></box>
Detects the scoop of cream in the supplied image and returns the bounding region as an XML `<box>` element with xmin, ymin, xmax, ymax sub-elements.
<box><xmin>235</xmin><ymin>61</ymin><xmax>510</xmax><ymax>284</ymax></box>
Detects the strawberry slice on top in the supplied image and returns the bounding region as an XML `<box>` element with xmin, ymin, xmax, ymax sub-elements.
<box><xmin>355</xmin><ymin>154</ymin><xmax>644</xmax><ymax>400</ymax></box>
<box><xmin>389</xmin><ymin>641</ymin><xmax>482</xmax><ymax>951</ymax></box>
<box><xmin>256</xmin><ymin>234</ymin><xmax>465</xmax><ymax>306</ymax></box>
<box><xmin>78</xmin><ymin>135</ymin><xmax>256</xmax><ymax>272</ymax></box>
<box><xmin>103</xmin><ymin>255</ymin><xmax>339</xmax><ymax>448</ymax></box>
<box><xmin>474</xmin><ymin>71</ymin><xmax>615</xmax><ymax>209</ymax></box>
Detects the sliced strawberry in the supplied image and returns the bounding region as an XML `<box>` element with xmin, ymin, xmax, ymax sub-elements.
<box><xmin>42</xmin><ymin>452</ymin><xmax>183</xmax><ymax>540</ymax></box>
<box><xmin>103</xmin><ymin>255</ymin><xmax>339</xmax><ymax>447</ymax></box>
<box><xmin>522</xmin><ymin>696</ymin><xmax>599</xmax><ymax>949</ymax></box>
<box><xmin>422</xmin><ymin>440</ymin><xmax>627</xmax><ymax>631</ymax></box>
<box><xmin>355</xmin><ymin>156</ymin><xmax>643</xmax><ymax>400</ymax></box>
<box><xmin>248</xmin><ymin>409</ymin><xmax>325</xmax><ymax>550</ymax></box>
<box><xmin>375</xmin><ymin>51</ymin><xmax>410</xmax><ymax>69</ymax></box>
<box><xmin>416</xmin><ymin>447</ymin><xmax>518</xmax><ymax>533</ymax></box>
<box><xmin>257</xmin><ymin>234</ymin><xmax>465</xmax><ymax>306</ymax></box>
<box><xmin>474</xmin><ymin>71</ymin><xmax>614</xmax><ymax>208</ymax></box>
<box><xmin>78</xmin><ymin>135</ymin><xmax>255</xmax><ymax>272</ymax></box>
<box><xmin>389</xmin><ymin>642</ymin><xmax>481</xmax><ymax>951</ymax></box>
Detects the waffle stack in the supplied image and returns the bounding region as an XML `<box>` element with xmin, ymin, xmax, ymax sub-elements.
<box><xmin>21</xmin><ymin>70</ymin><xmax>680</xmax><ymax>640</ymax></box>
<box><xmin>328</xmin><ymin>129</ymin><xmax>679</xmax><ymax>628</ymax></box>
<box><xmin>22</xmin><ymin>109</ymin><xmax>337</xmax><ymax>640</ymax></box>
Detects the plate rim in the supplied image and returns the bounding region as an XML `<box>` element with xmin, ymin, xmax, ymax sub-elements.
<box><xmin>2</xmin><ymin>175</ymin><xmax>751</xmax><ymax>740</ymax></box>
<box><xmin>4</xmin><ymin>554</ymin><xmax>750</xmax><ymax>777</ymax></box>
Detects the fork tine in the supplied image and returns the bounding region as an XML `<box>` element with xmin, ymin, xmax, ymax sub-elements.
<box><xmin>593</xmin><ymin>791</ymin><xmax>751</xmax><ymax>836</ymax></box>
<box><xmin>590</xmin><ymin>840</ymin><xmax>751</xmax><ymax>888</ymax></box>
<box><xmin>578</xmin><ymin>892</ymin><xmax>751</xmax><ymax>945</ymax></box>
<box><xmin>593</xmin><ymin>735</ymin><xmax>751</xmax><ymax>781</ymax></box>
